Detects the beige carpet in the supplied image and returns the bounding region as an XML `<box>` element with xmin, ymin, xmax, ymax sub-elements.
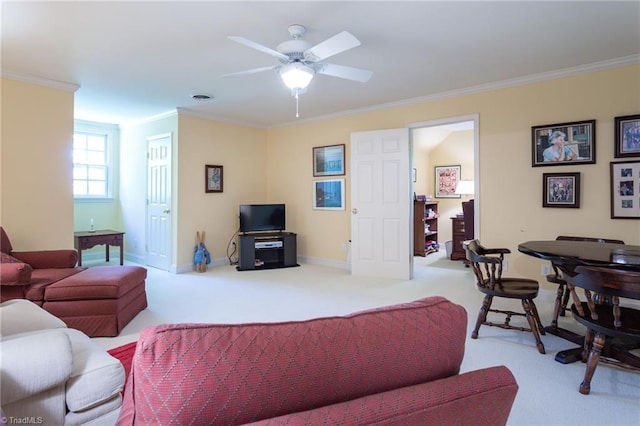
<box><xmin>92</xmin><ymin>251</ymin><xmax>639</xmax><ymax>425</ymax></box>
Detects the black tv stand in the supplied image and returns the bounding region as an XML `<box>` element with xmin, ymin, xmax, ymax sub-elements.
<box><xmin>236</xmin><ymin>232</ymin><xmax>298</xmax><ymax>271</ymax></box>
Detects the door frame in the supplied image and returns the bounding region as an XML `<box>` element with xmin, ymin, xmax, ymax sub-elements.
<box><xmin>408</xmin><ymin>114</ymin><xmax>479</xmax><ymax>275</ymax></box>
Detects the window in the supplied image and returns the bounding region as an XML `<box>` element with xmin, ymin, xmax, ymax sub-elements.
<box><xmin>73</xmin><ymin>121</ymin><xmax>114</xmax><ymax>199</ymax></box>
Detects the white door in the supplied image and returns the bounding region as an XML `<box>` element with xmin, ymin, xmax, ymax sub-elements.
<box><xmin>350</xmin><ymin>128</ymin><xmax>411</xmax><ymax>279</ymax></box>
<box><xmin>146</xmin><ymin>133</ymin><xmax>172</xmax><ymax>270</ymax></box>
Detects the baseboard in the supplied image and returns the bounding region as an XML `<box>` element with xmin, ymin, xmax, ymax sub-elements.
<box><xmin>173</xmin><ymin>256</ymin><xmax>348</xmax><ymax>274</ymax></box>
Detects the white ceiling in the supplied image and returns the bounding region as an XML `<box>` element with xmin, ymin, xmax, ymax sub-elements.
<box><xmin>2</xmin><ymin>1</ymin><xmax>639</xmax><ymax>128</ymax></box>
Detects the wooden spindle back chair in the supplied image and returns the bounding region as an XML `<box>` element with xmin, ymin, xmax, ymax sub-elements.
<box><xmin>565</xmin><ymin>265</ymin><xmax>640</xmax><ymax>395</ymax></box>
<box><xmin>464</xmin><ymin>240</ymin><xmax>546</xmax><ymax>354</ymax></box>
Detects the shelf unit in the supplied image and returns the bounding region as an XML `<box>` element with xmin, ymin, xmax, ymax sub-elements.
<box><xmin>413</xmin><ymin>200</ymin><xmax>439</xmax><ymax>256</ymax></box>
<box><xmin>237</xmin><ymin>232</ymin><xmax>298</xmax><ymax>271</ymax></box>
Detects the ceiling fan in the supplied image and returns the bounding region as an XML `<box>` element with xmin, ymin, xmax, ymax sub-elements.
<box><xmin>223</xmin><ymin>24</ymin><xmax>373</xmax><ymax>116</ymax></box>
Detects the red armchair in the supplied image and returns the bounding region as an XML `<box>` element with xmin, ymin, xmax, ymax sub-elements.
<box><xmin>0</xmin><ymin>227</ymin><xmax>81</xmax><ymax>303</ymax></box>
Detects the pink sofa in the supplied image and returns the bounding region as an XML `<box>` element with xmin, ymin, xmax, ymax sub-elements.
<box><xmin>118</xmin><ymin>297</ymin><xmax>518</xmax><ymax>425</ymax></box>
<box><xmin>0</xmin><ymin>227</ymin><xmax>147</xmax><ymax>337</ymax></box>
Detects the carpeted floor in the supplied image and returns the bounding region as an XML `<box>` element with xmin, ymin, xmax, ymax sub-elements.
<box><xmin>92</xmin><ymin>252</ymin><xmax>640</xmax><ymax>425</ymax></box>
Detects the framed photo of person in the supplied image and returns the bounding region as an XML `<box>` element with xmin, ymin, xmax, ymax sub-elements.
<box><xmin>532</xmin><ymin>120</ymin><xmax>596</xmax><ymax>167</ymax></box>
<box><xmin>542</xmin><ymin>172</ymin><xmax>580</xmax><ymax>208</ymax></box>
<box><xmin>610</xmin><ymin>160</ymin><xmax>640</xmax><ymax>218</ymax></box>
<box><xmin>614</xmin><ymin>114</ymin><xmax>640</xmax><ymax>158</ymax></box>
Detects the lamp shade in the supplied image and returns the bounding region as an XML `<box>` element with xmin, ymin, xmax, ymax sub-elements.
<box><xmin>455</xmin><ymin>180</ymin><xmax>474</xmax><ymax>195</ymax></box>
<box><xmin>280</xmin><ymin>63</ymin><xmax>314</xmax><ymax>90</ymax></box>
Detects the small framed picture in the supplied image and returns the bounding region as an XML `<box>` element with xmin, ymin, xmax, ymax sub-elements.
<box><xmin>542</xmin><ymin>172</ymin><xmax>580</xmax><ymax>208</ymax></box>
<box><xmin>205</xmin><ymin>165</ymin><xmax>223</xmax><ymax>193</ymax></box>
<box><xmin>610</xmin><ymin>160</ymin><xmax>640</xmax><ymax>218</ymax></box>
<box><xmin>532</xmin><ymin>120</ymin><xmax>595</xmax><ymax>167</ymax></box>
<box><xmin>313</xmin><ymin>179</ymin><xmax>345</xmax><ymax>210</ymax></box>
<box><xmin>313</xmin><ymin>144</ymin><xmax>345</xmax><ymax>177</ymax></box>
<box><xmin>614</xmin><ymin>114</ymin><xmax>640</xmax><ymax>158</ymax></box>
<box><xmin>435</xmin><ymin>165</ymin><xmax>460</xmax><ymax>198</ymax></box>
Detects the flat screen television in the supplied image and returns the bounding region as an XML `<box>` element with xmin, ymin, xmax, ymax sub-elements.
<box><xmin>239</xmin><ymin>204</ymin><xmax>286</xmax><ymax>233</ymax></box>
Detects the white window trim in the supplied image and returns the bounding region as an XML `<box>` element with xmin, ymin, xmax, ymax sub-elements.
<box><xmin>73</xmin><ymin>119</ymin><xmax>117</xmax><ymax>201</ymax></box>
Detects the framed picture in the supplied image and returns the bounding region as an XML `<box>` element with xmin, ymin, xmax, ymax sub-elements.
<box><xmin>614</xmin><ymin>114</ymin><xmax>640</xmax><ymax>158</ymax></box>
<box><xmin>205</xmin><ymin>164</ymin><xmax>223</xmax><ymax>193</ymax></box>
<box><xmin>313</xmin><ymin>179</ymin><xmax>345</xmax><ymax>210</ymax></box>
<box><xmin>434</xmin><ymin>165</ymin><xmax>460</xmax><ymax>198</ymax></box>
<box><xmin>313</xmin><ymin>144</ymin><xmax>345</xmax><ymax>177</ymax></box>
<box><xmin>610</xmin><ymin>161</ymin><xmax>640</xmax><ymax>218</ymax></box>
<box><xmin>542</xmin><ymin>172</ymin><xmax>580</xmax><ymax>208</ymax></box>
<box><xmin>532</xmin><ymin>120</ymin><xmax>596</xmax><ymax>167</ymax></box>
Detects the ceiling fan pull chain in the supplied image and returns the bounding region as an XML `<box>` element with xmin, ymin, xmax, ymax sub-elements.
<box><xmin>295</xmin><ymin>90</ymin><xmax>300</xmax><ymax>118</ymax></box>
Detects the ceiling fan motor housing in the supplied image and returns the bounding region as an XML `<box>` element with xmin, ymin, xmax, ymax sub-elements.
<box><xmin>277</xmin><ymin>39</ymin><xmax>312</xmax><ymax>63</ymax></box>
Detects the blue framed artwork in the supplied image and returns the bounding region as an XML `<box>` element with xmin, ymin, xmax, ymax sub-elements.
<box><xmin>313</xmin><ymin>144</ymin><xmax>345</xmax><ymax>176</ymax></box>
<box><xmin>313</xmin><ymin>179</ymin><xmax>345</xmax><ymax>210</ymax></box>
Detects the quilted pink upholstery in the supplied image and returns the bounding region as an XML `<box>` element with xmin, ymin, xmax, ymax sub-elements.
<box><xmin>118</xmin><ymin>297</ymin><xmax>518</xmax><ymax>425</ymax></box>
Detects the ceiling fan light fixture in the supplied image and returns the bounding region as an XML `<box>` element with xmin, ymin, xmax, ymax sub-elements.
<box><xmin>279</xmin><ymin>63</ymin><xmax>314</xmax><ymax>90</ymax></box>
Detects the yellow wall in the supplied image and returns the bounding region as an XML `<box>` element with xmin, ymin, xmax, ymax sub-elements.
<box><xmin>3</xmin><ymin>64</ymin><xmax>639</xmax><ymax>280</ymax></box>
<box><xmin>1</xmin><ymin>78</ymin><xmax>76</xmax><ymax>249</ymax></box>
<box><xmin>175</xmin><ymin>114</ymin><xmax>267</xmax><ymax>267</ymax></box>
<box><xmin>266</xmin><ymin>64</ymin><xmax>640</xmax><ymax>280</ymax></box>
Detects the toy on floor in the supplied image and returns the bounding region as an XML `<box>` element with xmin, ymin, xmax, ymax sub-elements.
<box><xmin>193</xmin><ymin>231</ymin><xmax>211</xmax><ymax>272</ymax></box>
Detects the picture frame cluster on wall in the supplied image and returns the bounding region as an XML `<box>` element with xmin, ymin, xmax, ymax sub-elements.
<box><xmin>532</xmin><ymin>115</ymin><xmax>640</xmax><ymax>215</ymax></box>
<box><xmin>312</xmin><ymin>144</ymin><xmax>346</xmax><ymax>210</ymax></box>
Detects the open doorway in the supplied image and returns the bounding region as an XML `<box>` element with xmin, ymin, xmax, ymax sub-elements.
<box><xmin>409</xmin><ymin>115</ymin><xmax>478</xmax><ymax>274</ymax></box>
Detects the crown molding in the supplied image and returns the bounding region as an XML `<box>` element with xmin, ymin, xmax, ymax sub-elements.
<box><xmin>1</xmin><ymin>70</ymin><xmax>80</xmax><ymax>92</ymax></box>
<box><xmin>270</xmin><ymin>55</ymin><xmax>640</xmax><ymax>129</ymax></box>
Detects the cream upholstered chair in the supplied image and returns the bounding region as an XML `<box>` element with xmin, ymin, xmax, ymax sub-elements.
<box><xmin>0</xmin><ymin>300</ymin><xmax>125</xmax><ymax>425</ymax></box>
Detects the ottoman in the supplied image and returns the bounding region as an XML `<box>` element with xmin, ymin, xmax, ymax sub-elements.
<box><xmin>42</xmin><ymin>266</ymin><xmax>147</xmax><ymax>337</ymax></box>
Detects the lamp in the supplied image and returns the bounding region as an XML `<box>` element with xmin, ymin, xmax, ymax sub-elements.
<box><xmin>454</xmin><ymin>180</ymin><xmax>474</xmax><ymax>218</ymax></box>
<box><xmin>455</xmin><ymin>180</ymin><xmax>474</xmax><ymax>198</ymax></box>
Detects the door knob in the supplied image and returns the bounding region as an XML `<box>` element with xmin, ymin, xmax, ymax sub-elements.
<box><xmin>163</xmin><ymin>209</ymin><xmax>171</xmax><ymax>214</ymax></box>
<box><xmin>351</xmin><ymin>208</ymin><xmax>358</xmax><ymax>214</ymax></box>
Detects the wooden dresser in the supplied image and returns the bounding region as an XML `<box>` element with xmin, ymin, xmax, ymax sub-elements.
<box><xmin>450</xmin><ymin>216</ymin><xmax>466</xmax><ymax>261</ymax></box>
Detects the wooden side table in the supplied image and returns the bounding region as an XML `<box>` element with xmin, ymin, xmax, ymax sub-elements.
<box><xmin>74</xmin><ymin>230</ymin><xmax>125</xmax><ymax>266</ymax></box>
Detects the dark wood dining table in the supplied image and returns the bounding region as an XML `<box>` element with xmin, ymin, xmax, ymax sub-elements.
<box><xmin>518</xmin><ymin>240</ymin><xmax>640</xmax><ymax>363</ymax></box>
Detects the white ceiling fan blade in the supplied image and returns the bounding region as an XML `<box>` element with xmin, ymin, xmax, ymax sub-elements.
<box><xmin>317</xmin><ymin>63</ymin><xmax>373</xmax><ymax>83</ymax></box>
<box><xmin>228</xmin><ymin>36</ymin><xmax>289</xmax><ymax>61</ymax></box>
<box><xmin>304</xmin><ymin>31</ymin><xmax>361</xmax><ymax>62</ymax></box>
<box><xmin>222</xmin><ymin>65</ymin><xmax>280</xmax><ymax>78</ymax></box>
